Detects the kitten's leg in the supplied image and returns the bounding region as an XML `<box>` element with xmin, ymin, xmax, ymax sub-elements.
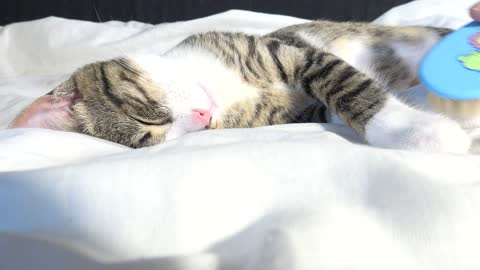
<box><xmin>326</xmin><ymin>27</ymin><xmax>449</xmax><ymax>91</ymax></box>
<box><xmin>292</xmin><ymin>49</ymin><xmax>470</xmax><ymax>153</ymax></box>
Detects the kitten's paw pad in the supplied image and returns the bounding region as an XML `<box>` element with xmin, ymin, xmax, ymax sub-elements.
<box><xmin>366</xmin><ymin>108</ymin><xmax>471</xmax><ymax>153</ymax></box>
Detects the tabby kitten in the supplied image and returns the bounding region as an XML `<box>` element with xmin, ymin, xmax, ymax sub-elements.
<box><xmin>10</xmin><ymin>21</ymin><xmax>471</xmax><ymax>152</ymax></box>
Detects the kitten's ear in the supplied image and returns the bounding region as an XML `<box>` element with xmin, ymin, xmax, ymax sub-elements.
<box><xmin>9</xmin><ymin>80</ymin><xmax>81</xmax><ymax>131</ymax></box>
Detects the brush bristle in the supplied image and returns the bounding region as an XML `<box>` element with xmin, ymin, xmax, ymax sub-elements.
<box><xmin>428</xmin><ymin>92</ymin><xmax>480</xmax><ymax>121</ymax></box>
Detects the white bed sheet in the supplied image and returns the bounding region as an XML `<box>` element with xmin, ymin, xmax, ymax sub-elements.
<box><xmin>1</xmin><ymin>1</ymin><xmax>480</xmax><ymax>269</ymax></box>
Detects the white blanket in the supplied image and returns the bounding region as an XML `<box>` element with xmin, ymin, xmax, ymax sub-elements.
<box><xmin>1</xmin><ymin>1</ymin><xmax>480</xmax><ymax>269</ymax></box>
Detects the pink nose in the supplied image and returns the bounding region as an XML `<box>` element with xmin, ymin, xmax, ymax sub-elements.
<box><xmin>192</xmin><ymin>108</ymin><xmax>212</xmax><ymax>127</ymax></box>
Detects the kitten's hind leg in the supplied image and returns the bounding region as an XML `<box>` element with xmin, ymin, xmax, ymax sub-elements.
<box><xmin>328</xmin><ymin>27</ymin><xmax>448</xmax><ymax>91</ymax></box>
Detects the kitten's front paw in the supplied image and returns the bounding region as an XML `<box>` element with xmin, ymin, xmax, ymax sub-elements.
<box><xmin>365</xmin><ymin>100</ymin><xmax>471</xmax><ymax>153</ymax></box>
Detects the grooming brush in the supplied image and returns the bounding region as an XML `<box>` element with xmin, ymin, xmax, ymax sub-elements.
<box><xmin>419</xmin><ymin>21</ymin><xmax>480</xmax><ymax>126</ymax></box>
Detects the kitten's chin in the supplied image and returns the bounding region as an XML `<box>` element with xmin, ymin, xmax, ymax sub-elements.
<box><xmin>163</xmin><ymin>125</ymin><xmax>189</xmax><ymax>142</ymax></box>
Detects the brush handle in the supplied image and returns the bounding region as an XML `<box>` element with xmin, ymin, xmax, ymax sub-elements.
<box><xmin>419</xmin><ymin>22</ymin><xmax>480</xmax><ymax>100</ymax></box>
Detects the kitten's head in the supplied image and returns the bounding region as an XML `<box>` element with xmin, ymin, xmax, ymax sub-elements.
<box><xmin>9</xmin><ymin>57</ymin><xmax>216</xmax><ymax>148</ymax></box>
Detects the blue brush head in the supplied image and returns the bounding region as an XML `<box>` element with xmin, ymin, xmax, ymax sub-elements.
<box><xmin>419</xmin><ymin>21</ymin><xmax>480</xmax><ymax>101</ymax></box>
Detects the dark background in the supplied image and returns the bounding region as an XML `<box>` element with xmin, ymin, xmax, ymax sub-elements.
<box><xmin>2</xmin><ymin>0</ymin><xmax>411</xmax><ymax>25</ymax></box>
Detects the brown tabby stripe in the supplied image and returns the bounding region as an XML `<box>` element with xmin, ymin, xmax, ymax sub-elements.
<box><xmin>254</xmin><ymin>100</ymin><xmax>265</xmax><ymax>115</ymax></box>
<box><xmin>313</xmin><ymin>58</ymin><xmax>343</xmax><ymax>81</ymax></box>
<box><xmin>244</xmin><ymin>58</ymin><xmax>261</xmax><ymax>80</ymax></box>
<box><xmin>294</xmin><ymin>48</ymin><xmax>316</xmax><ymax>81</ymax></box>
<box><xmin>269</xmin><ymin>33</ymin><xmax>310</xmax><ymax>49</ymax></box>
<box><xmin>244</xmin><ymin>95</ymin><xmax>269</xmax><ymax>127</ymax></box>
<box><xmin>72</xmin><ymin>76</ymin><xmax>79</xmax><ymax>91</ymax></box>
<box><xmin>295</xmin><ymin>52</ymin><xmax>385</xmax><ymax>132</ymax></box>
<box><xmin>120</xmin><ymin>72</ymin><xmax>158</xmax><ymax>106</ymax></box>
<box><xmin>254</xmin><ymin>49</ymin><xmax>267</xmax><ymax>74</ymax></box>
<box><xmin>267</xmin><ymin>106</ymin><xmax>282</xmax><ymax>125</ymax></box>
<box><xmin>137</xmin><ymin>131</ymin><xmax>152</xmax><ymax>146</ymax></box>
<box><xmin>114</xmin><ymin>58</ymin><xmax>143</xmax><ymax>77</ymax></box>
<box><xmin>254</xmin><ymin>98</ymin><xmax>266</xmax><ymax>115</ymax></box>
<box><xmin>224</xmin><ymin>37</ymin><xmax>251</xmax><ymax>82</ymax></box>
<box><xmin>242</xmin><ymin>36</ymin><xmax>263</xmax><ymax>81</ymax></box>
<box><xmin>339</xmin><ymin>81</ymin><xmax>384</xmax><ymax>130</ymax></box>
<box><xmin>293</xmin><ymin>104</ymin><xmax>327</xmax><ymax>123</ymax></box>
<box><xmin>301</xmin><ymin>55</ymin><xmax>339</xmax><ymax>96</ymax></box>
<box><xmin>101</xmin><ymin>66</ymin><xmax>148</xmax><ymax>109</ymax></box>
<box><xmin>213</xmin><ymin>37</ymin><xmax>236</xmax><ymax>65</ymax></box>
<box><xmin>225</xmin><ymin>34</ymin><xmax>241</xmax><ymax>58</ymax></box>
<box><xmin>118</xmin><ymin>73</ymin><xmax>156</xmax><ymax>106</ymax></box>
<box><xmin>247</xmin><ymin>35</ymin><xmax>256</xmax><ymax>57</ymax></box>
<box><xmin>238</xmin><ymin>58</ymin><xmax>250</xmax><ymax>82</ymax></box>
<box><xmin>349</xmin><ymin>99</ymin><xmax>381</xmax><ymax>124</ymax></box>
<box><xmin>100</xmin><ymin>63</ymin><xmax>124</xmax><ymax>107</ymax></box>
<box><xmin>425</xmin><ymin>26</ymin><xmax>452</xmax><ymax>37</ymax></box>
<box><xmin>328</xmin><ymin>65</ymin><xmax>357</xmax><ymax>88</ymax></box>
<box><xmin>266</xmin><ymin>40</ymin><xmax>289</xmax><ymax>83</ymax></box>
<box><xmin>333</xmin><ymin>80</ymin><xmax>374</xmax><ymax>111</ymax></box>
<box><xmin>302</xmin><ymin>63</ymin><xmax>342</xmax><ymax>97</ymax></box>
<box><xmin>324</xmin><ymin>66</ymin><xmax>357</xmax><ymax>106</ymax></box>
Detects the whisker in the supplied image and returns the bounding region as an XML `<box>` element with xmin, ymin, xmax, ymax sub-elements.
<box><xmin>90</xmin><ymin>0</ymin><xmax>103</xmax><ymax>23</ymax></box>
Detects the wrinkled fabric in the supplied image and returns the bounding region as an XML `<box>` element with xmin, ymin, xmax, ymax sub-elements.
<box><xmin>1</xmin><ymin>2</ymin><xmax>480</xmax><ymax>269</ymax></box>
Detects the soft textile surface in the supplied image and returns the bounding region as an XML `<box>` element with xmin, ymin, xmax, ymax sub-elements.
<box><xmin>1</xmin><ymin>1</ymin><xmax>480</xmax><ymax>269</ymax></box>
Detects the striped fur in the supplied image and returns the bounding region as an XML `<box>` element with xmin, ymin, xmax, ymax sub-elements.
<box><xmin>42</xmin><ymin>21</ymin><xmax>454</xmax><ymax>148</ymax></box>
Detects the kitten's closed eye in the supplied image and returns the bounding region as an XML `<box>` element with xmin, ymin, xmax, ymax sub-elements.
<box><xmin>129</xmin><ymin>114</ymin><xmax>173</xmax><ymax>126</ymax></box>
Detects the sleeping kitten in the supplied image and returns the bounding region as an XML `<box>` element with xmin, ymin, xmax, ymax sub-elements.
<box><xmin>9</xmin><ymin>21</ymin><xmax>471</xmax><ymax>152</ymax></box>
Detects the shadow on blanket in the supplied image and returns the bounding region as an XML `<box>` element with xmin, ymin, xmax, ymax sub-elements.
<box><xmin>0</xmin><ymin>233</ymin><xmax>218</xmax><ymax>270</ymax></box>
